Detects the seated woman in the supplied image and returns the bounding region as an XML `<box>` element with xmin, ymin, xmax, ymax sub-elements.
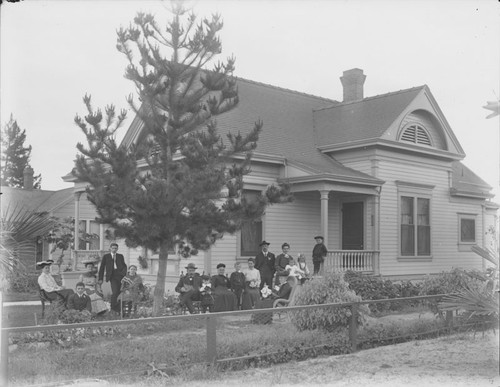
<box><xmin>120</xmin><ymin>265</ymin><xmax>144</xmax><ymax>317</ymax></box>
<box><xmin>211</xmin><ymin>263</ymin><xmax>237</xmax><ymax>312</ymax></box>
<box><xmin>37</xmin><ymin>260</ymin><xmax>74</xmax><ymax>303</ymax></box>
<box><xmin>79</xmin><ymin>260</ymin><xmax>109</xmax><ymax>315</ymax></box>
<box><xmin>241</xmin><ymin>258</ymin><xmax>261</xmax><ymax>310</ymax></box>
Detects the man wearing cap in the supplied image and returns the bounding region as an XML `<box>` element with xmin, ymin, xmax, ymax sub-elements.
<box><xmin>37</xmin><ymin>260</ymin><xmax>74</xmax><ymax>303</ymax></box>
<box><xmin>175</xmin><ymin>262</ymin><xmax>202</xmax><ymax>314</ymax></box>
<box><xmin>275</xmin><ymin>242</ymin><xmax>294</xmax><ymax>286</ymax></box>
<box><xmin>312</xmin><ymin>236</ymin><xmax>328</xmax><ymax>275</ymax></box>
<box><xmin>98</xmin><ymin>243</ymin><xmax>127</xmax><ymax>313</ymax></box>
<box><xmin>254</xmin><ymin>241</ymin><xmax>276</xmax><ymax>289</ymax></box>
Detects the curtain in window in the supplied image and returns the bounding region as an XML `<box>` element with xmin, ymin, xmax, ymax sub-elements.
<box><xmin>417</xmin><ymin>198</ymin><xmax>430</xmax><ymax>255</ymax></box>
<box><xmin>460</xmin><ymin>219</ymin><xmax>475</xmax><ymax>242</ymax></box>
<box><xmin>401</xmin><ymin>196</ymin><xmax>414</xmax><ymax>256</ymax></box>
<box><xmin>89</xmin><ymin>221</ymin><xmax>100</xmax><ymax>250</ymax></box>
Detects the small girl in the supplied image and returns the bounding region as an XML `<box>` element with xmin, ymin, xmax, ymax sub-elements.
<box><xmin>200</xmin><ymin>274</ymin><xmax>214</xmax><ymax>313</ymax></box>
<box><xmin>296</xmin><ymin>253</ymin><xmax>310</xmax><ymax>283</ymax></box>
<box><xmin>285</xmin><ymin>257</ymin><xmax>306</xmax><ymax>281</ymax></box>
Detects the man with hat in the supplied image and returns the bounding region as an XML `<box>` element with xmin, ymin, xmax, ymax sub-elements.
<box><xmin>175</xmin><ymin>262</ymin><xmax>202</xmax><ymax>314</ymax></box>
<box><xmin>254</xmin><ymin>241</ymin><xmax>276</xmax><ymax>289</ymax></box>
<box><xmin>37</xmin><ymin>260</ymin><xmax>74</xmax><ymax>303</ymax></box>
<box><xmin>98</xmin><ymin>243</ymin><xmax>127</xmax><ymax>313</ymax></box>
<box><xmin>312</xmin><ymin>236</ymin><xmax>328</xmax><ymax>275</ymax></box>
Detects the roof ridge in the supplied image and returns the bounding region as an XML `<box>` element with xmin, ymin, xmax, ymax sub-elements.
<box><xmin>236</xmin><ymin>77</ymin><xmax>338</xmax><ymax>103</ymax></box>
<box><xmin>313</xmin><ymin>85</ymin><xmax>427</xmax><ymax>112</ymax></box>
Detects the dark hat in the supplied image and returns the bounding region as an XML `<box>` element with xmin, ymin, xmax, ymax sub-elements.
<box><xmin>201</xmin><ymin>274</ymin><xmax>210</xmax><ymax>281</ymax></box>
<box><xmin>82</xmin><ymin>259</ymin><xmax>97</xmax><ymax>266</ymax></box>
<box><xmin>36</xmin><ymin>260</ymin><xmax>54</xmax><ymax>268</ymax></box>
<box><xmin>281</xmin><ymin>242</ymin><xmax>290</xmax><ymax>249</ymax></box>
<box><xmin>259</xmin><ymin>240</ymin><xmax>270</xmax><ymax>246</ymax></box>
<box><xmin>185</xmin><ymin>263</ymin><xmax>198</xmax><ymax>270</ymax></box>
<box><xmin>216</xmin><ymin>263</ymin><xmax>226</xmax><ymax>269</ymax></box>
<box><xmin>314</xmin><ymin>236</ymin><xmax>324</xmax><ymax>240</ymax></box>
<box><xmin>247</xmin><ymin>257</ymin><xmax>255</xmax><ymax>262</ymax></box>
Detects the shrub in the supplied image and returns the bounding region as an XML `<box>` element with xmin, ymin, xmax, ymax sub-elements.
<box><xmin>8</xmin><ymin>271</ymin><xmax>39</xmax><ymax>293</ymax></box>
<box><xmin>290</xmin><ymin>272</ymin><xmax>367</xmax><ymax>331</ymax></box>
<box><xmin>343</xmin><ymin>271</ymin><xmax>422</xmax><ymax>313</ymax></box>
<box><xmin>419</xmin><ymin>268</ymin><xmax>484</xmax><ymax>296</ymax></box>
<box><xmin>60</xmin><ymin>309</ymin><xmax>92</xmax><ymax>324</ymax></box>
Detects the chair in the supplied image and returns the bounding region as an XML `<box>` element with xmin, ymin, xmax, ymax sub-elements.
<box><xmin>37</xmin><ymin>284</ymin><xmax>54</xmax><ymax>319</ymax></box>
<box><xmin>273</xmin><ymin>276</ymin><xmax>302</xmax><ymax>311</ymax></box>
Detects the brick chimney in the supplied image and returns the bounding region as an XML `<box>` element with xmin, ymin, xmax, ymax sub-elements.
<box><xmin>23</xmin><ymin>166</ymin><xmax>34</xmax><ymax>190</ymax></box>
<box><xmin>340</xmin><ymin>68</ymin><xmax>366</xmax><ymax>102</ymax></box>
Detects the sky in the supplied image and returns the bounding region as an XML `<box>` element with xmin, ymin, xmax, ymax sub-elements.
<box><xmin>1</xmin><ymin>0</ymin><xmax>499</xmax><ymax>198</ymax></box>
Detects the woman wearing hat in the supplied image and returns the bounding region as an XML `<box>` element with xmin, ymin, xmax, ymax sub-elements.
<box><xmin>37</xmin><ymin>260</ymin><xmax>74</xmax><ymax>303</ymax></box>
<box><xmin>211</xmin><ymin>263</ymin><xmax>237</xmax><ymax>312</ymax></box>
<box><xmin>79</xmin><ymin>260</ymin><xmax>109</xmax><ymax>314</ymax></box>
<box><xmin>175</xmin><ymin>262</ymin><xmax>202</xmax><ymax>314</ymax></box>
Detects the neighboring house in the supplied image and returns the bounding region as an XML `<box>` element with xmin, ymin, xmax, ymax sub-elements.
<box><xmin>1</xmin><ymin>169</ymin><xmax>75</xmax><ymax>273</ymax></box>
<box><xmin>63</xmin><ymin>68</ymin><xmax>498</xmax><ymax>289</ymax></box>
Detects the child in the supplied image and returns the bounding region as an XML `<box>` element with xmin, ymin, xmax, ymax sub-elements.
<box><xmin>67</xmin><ymin>282</ymin><xmax>92</xmax><ymax>313</ymax></box>
<box><xmin>229</xmin><ymin>262</ymin><xmax>246</xmax><ymax>310</ymax></box>
<box><xmin>285</xmin><ymin>258</ymin><xmax>306</xmax><ymax>281</ymax></box>
<box><xmin>120</xmin><ymin>265</ymin><xmax>144</xmax><ymax>317</ymax></box>
<box><xmin>199</xmin><ymin>274</ymin><xmax>214</xmax><ymax>313</ymax></box>
<box><xmin>296</xmin><ymin>253</ymin><xmax>310</xmax><ymax>283</ymax></box>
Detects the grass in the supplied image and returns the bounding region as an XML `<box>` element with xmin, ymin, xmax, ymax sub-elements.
<box><xmin>2</xmin><ymin>304</ymin><xmax>43</xmax><ymax>327</ymax></box>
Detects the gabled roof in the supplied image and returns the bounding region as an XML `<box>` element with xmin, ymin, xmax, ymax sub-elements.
<box><xmin>121</xmin><ymin>77</ymin><xmax>384</xmax><ymax>185</ymax></box>
<box><xmin>313</xmin><ymin>86</ymin><xmax>425</xmax><ymax>146</ymax></box>
<box><xmin>0</xmin><ymin>186</ymin><xmax>74</xmax><ymax>214</ymax></box>
<box><xmin>450</xmin><ymin>161</ymin><xmax>493</xmax><ymax>199</ymax></box>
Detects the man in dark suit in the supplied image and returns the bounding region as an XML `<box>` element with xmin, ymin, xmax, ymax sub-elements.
<box><xmin>175</xmin><ymin>262</ymin><xmax>202</xmax><ymax>314</ymax></box>
<box><xmin>254</xmin><ymin>241</ymin><xmax>275</xmax><ymax>289</ymax></box>
<box><xmin>98</xmin><ymin>243</ymin><xmax>127</xmax><ymax>313</ymax></box>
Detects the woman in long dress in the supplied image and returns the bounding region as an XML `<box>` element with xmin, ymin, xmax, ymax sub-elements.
<box><xmin>241</xmin><ymin>258</ymin><xmax>261</xmax><ymax>310</ymax></box>
<box><xmin>79</xmin><ymin>261</ymin><xmax>108</xmax><ymax>314</ymax></box>
<box><xmin>211</xmin><ymin>263</ymin><xmax>237</xmax><ymax>312</ymax></box>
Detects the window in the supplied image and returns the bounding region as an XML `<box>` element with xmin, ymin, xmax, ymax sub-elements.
<box><xmin>400</xmin><ymin>196</ymin><xmax>431</xmax><ymax>256</ymax></box>
<box><xmin>78</xmin><ymin>220</ymin><xmax>101</xmax><ymax>250</ymax></box>
<box><xmin>458</xmin><ymin>214</ymin><xmax>476</xmax><ymax>244</ymax></box>
<box><xmin>240</xmin><ymin>190</ymin><xmax>263</xmax><ymax>256</ymax></box>
<box><xmin>399</xmin><ymin>124</ymin><xmax>432</xmax><ymax>146</ymax></box>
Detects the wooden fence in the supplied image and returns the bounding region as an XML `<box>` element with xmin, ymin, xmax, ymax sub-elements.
<box><xmin>1</xmin><ymin>293</ymin><xmax>454</xmax><ymax>386</ymax></box>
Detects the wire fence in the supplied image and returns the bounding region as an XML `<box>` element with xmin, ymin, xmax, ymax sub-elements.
<box><xmin>2</xmin><ymin>293</ymin><xmax>493</xmax><ymax>386</ymax></box>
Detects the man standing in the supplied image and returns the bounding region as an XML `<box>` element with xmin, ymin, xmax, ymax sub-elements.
<box><xmin>312</xmin><ymin>236</ymin><xmax>328</xmax><ymax>275</ymax></box>
<box><xmin>254</xmin><ymin>241</ymin><xmax>275</xmax><ymax>289</ymax></box>
<box><xmin>98</xmin><ymin>243</ymin><xmax>127</xmax><ymax>313</ymax></box>
<box><xmin>175</xmin><ymin>262</ymin><xmax>202</xmax><ymax>314</ymax></box>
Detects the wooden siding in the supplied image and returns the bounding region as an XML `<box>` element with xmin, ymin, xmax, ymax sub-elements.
<box><xmin>376</xmin><ymin>152</ymin><xmax>487</xmax><ymax>276</ymax></box>
<box><xmin>399</xmin><ymin>111</ymin><xmax>447</xmax><ymax>150</ymax></box>
<box><xmin>208</xmin><ymin>234</ymin><xmax>238</xmax><ymax>275</ymax></box>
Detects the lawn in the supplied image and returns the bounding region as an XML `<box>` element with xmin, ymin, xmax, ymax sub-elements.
<box><xmin>2</xmin><ymin>304</ymin><xmax>43</xmax><ymax>327</ymax></box>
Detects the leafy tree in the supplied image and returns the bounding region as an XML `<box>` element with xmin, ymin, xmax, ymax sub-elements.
<box><xmin>0</xmin><ymin>115</ymin><xmax>41</xmax><ymax>188</ymax></box>
<box><xmin>73</xmin><ymin>3</ymin><xmax>292</xmax><ymax>315</ymax></box>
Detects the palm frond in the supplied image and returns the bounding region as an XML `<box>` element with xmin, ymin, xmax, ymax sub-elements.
<box><xmin>471</xmin><ymin>245</ymin><xmax>498</xmax><ymax>267</ymax></box>
<box><xmin>439</xmin><ymin>286</ymin><xmax>499</xmax><ymax>318</ymax></box>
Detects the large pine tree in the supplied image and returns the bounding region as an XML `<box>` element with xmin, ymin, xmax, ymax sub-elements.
<box><xmin>1</xmin><ymin>115</ymin><xmax>41</xmax><ymax>188</ymax></box>
<box><xmin>73</xmin><ymin>3</ymin><xmax>292</xmax><ymax>314</ymax></box>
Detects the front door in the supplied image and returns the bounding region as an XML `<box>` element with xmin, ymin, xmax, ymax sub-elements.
<box><xmin>342</xmin><ymin>201</ymin><xmax>364</xmax><ymax>250</ymax></box>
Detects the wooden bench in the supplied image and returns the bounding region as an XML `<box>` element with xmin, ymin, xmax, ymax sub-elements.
<box><xmin>37</xmin><ymin>285</ymin><xmax>54</xmax><ymax>319</ymax></box>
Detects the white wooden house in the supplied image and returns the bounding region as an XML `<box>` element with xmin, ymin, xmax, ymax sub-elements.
<box><xmin>62</xmin><ymin>68</ymin><xmax>498</xmax><ymax>290</ymax></box>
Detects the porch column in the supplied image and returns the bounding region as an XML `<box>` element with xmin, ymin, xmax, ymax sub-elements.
<box><xmin>74</xmin><ymin>192</ymin><xmax>82</xmax><ymax>251</ymax></box>
<box><xmin>320</xmin><ymin>190</ymin><xmax>329</xmax><ymax>247</ymax></box>
<box><xmin>373</xmin><ymin>189</ymin><xmax>381</xmax><ymax>275</ymax></box>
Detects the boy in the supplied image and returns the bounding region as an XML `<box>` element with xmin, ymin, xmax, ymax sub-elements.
<box><xmin>199</xmin><ymin>275</ymin><xmax>214</xmax><ymax>313</ymax></box>
<box><xmin>229</xmin><ymin>262</ymin><xmax>245</xmax><ymax>310</ymax></box>
<box><xmin>67</xmin><ymin>282</ymin><xmax>92</xmax><ymax>312</ymax></box>
<box><xmin>312</xmin><ymin>236</ymin><xmax>328</xmax><ymax>275</ymax></box>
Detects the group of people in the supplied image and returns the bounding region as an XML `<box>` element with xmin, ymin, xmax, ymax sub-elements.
<box><xmin>37</xmin><ymin>243</ymin><xmax>144</xmax><ymax>317</ymax></box>
<box><xmin>176</xmin><ymin>236</ymin><xmax>328</xmax><ymax>314</ymax></box>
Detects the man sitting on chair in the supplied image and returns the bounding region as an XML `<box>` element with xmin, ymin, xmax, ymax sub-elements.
<box><xmin>175</xmin><ymin>263</ymin><xmax>202</xmax><ymax>314</ymax></box>
<box><xmin>37</xmin><ymin>260</ymin><xmax>74</xmax><ymax>303</ymax></box>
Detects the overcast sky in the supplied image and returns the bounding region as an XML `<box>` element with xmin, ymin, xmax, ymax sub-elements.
<box><xmin>1</xmin><ymin>0</ymin><xmax>499</xmax><ymax>198</ymax></box>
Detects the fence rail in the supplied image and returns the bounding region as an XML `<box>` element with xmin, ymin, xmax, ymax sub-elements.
<box><xmin>1</xmin><ymin>293</ymin><xmax>455</xmax><ymax>385</ymax></box>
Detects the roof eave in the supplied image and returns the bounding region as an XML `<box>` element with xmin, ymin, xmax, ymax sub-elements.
<box><xmin>279</xmin><ymin>173</ymin><xmax>384</xmax><ymax>187</ymax></box>
<box><xmin>450</xmin><ymin>188</ymin><xmax>494</xmax><ymax>200</ymax></box>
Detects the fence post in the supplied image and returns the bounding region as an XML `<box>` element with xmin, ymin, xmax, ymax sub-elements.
<box><xmin>1</xmin><ymin>329</ymin><xmax>8</xmax><ymax>386</ymax></box>
<box><xmin>349</xmin><ymin>304</ymin><xmax>358</xmax><ymax>353</ymax></box>
<box><xmin>206</xmin><ymin>315</ymin><xmax>217</xmax><ymax>364</ymax></box>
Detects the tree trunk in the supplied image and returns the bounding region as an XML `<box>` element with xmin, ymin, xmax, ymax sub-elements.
<box><xmin>153</xmin><ymin>241</ymin><xmax>170</xmax><ymax>316</ymax></box>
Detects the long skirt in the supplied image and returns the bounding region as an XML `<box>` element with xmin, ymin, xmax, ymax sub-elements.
<box><xmin>241</xmin><ymin>286</ymin><xmax>260</xmax><ymax>310</ymax></box>
<box><xmin>212</xmin><ymin>286</ymin><xmax>237</xmax><ymax>312</ymax></box>
<box><xmin>86</xmin><ymin>289</ymin><xmax>108</xmax><ymax>314</ymax></box>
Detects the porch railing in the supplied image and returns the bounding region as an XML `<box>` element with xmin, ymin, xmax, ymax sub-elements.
<box><xmin>71</xmin><ymin>250</ymin><xmax>104</xmax><ymax>271</ymax></box>
<box><xmin>324</xmin><ymin>250</ymin><xmax>380</xmax><ymax>274</ymax></box>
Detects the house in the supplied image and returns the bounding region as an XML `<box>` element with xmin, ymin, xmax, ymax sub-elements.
<box><xmin>1</xmin><ymin>168</ymin><xmax>76</xmax><ymax>273</ymax></box>
<box><xmin>62</xmin><ymin>68</ymin><xmax>498</xmax><ymax>290</ymax></box>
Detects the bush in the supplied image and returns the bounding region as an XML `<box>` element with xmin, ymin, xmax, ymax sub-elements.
<box><xmin>60</xmin><ymin>309</ymin><xmax>92</xmax><ymax>324</ymax></box>
<box><xmin>290</xmin><ymin>272</ymin><xmax>367</xmax><ymax>331</ymax></box>
<box><xmin>419</xmin><ymin>268</ymin><xmax>484</xmax><ymax>296</ymax></box>
<box><xmin>343</xmin><ymin>271</ymin><xmax>422</xmax><ymax>313</ymax></box>
<box><xmin>8</xmin><ymin>271</ymin><xmax>39</xmax><ymax>293</ymax></box>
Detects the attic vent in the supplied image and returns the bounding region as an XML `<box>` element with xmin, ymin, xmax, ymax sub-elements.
<box><xmin>399</xmin><ymin>124</ymin><xmax>432</xmax><ymax>146</ymax></box>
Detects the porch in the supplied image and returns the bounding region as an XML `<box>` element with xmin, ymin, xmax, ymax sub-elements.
<box><xmin>324</xmin><ymin>250</ymin><xmax>380</xmax><ymax>275</ymax></box>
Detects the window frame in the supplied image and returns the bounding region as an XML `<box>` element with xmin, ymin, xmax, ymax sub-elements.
<box><xmin>458</xmin><ymin>213</ymin><xmax>477</xmax><ymax>251</ymax></box>
<box><xmin>396</xmin><ymin>181</ymin><xmax>434</xmax><ymax>261</ymax></box>
<box><xmin>77</xmin><ymin>219</ymin><xmax>102</xmax><ymax>251</ymax></box>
